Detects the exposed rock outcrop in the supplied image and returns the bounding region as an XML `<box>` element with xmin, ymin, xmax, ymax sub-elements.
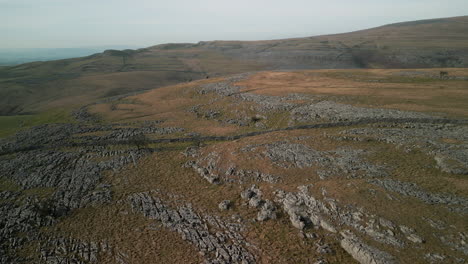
<box><xmin>340</xmin><ymin>230</ymin><xmax>396</xmax><ymax>264</ymax></box>
<box><xmin>128</xmin><ymin>191</ymin><xmax>255</xmax><ymax>264</ymax></box>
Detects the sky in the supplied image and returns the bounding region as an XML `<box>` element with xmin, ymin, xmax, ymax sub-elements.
<box><xmin>1</xmin><ymin>0</ymin><xmax>468</xmax><ymax>49</ymax></box>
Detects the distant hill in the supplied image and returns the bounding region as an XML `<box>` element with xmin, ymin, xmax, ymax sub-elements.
<box><xmin>0</xmin><ymin>16</ymin><xmax>467</xmax><ymax>115</ymax></box>
<box><xmin>0</xmin><ymin>47</ymin><xmax>139</xmax><ymax>66</ymax></box>
<box><xmin>198</xmin><ymin>16</ymin><xmax>468</xmax><ymax>69</ymax></box>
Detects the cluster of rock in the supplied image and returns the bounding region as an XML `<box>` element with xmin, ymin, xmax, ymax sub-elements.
<box><xmin>0</xmin><ymin>146</ymin><xmax>150</xmax><ymax>262</ymax></box>
<box><xmin>369</xmin><ymin>179</ymin><xmax>468</xmax><ymax>214</ymax></box>
<box><xmin>189</xmin><ymin>104</ymin><xmax>258</xmax><ymax>127</ymax></box>
<box><xmin>179</xmin><ymin>137</ymin><xmax>465</xmax><ymax>261</ymax></box>
<box><xmin>218</xmin><ymin>200</ymin><xmax>232</xmax><ymax>211</ymax></box>
<box><xmin>224</xmin><ymin>167</ymin><xmax>278</xmax><ymax>183</ymax></box>
<box><xmin>198</xmin><ymin>74</ymin><xmax>310</xmax><ymax>113</ymax></box>
<box><xmin>340</xmin><ymin>230</ymin><xmax>396</xmax><ymax>264</ymax></box>
<box><xmin>184</xmin><ymin>148</ymin><xmax>278</xmax><ymax>184</ymax></box>
<box><xmin>277</xmin><ymin>187</ymin><xmax>339</xmax><ymax>234</ymax></box>
<box><xmin>340</xmin><ymin>122</ymin><xmax>468</xmax><ymax>175</ymax></box>
<box><xmin>435</xmin><ymin>151</ymin><xmax>468</xmax><ymax>175</ymax></box>
<box><xmin>254</xmin><ymin>141</ymin><xmax>387</xmax><ymax>179</ymax></box>
<box><xmin>235</xmin><ymin>92</ymin><xmax>309</xmax><ymax>114</ymax></box>
<box><xmin>195</xmin><ymin>74</ymin><xmax>317</xmax><ymax>127</ymax></box>
<box><xmin>72</xmin><ymin>106</ymin><xmax>100</xmax><ymax>123</ymax></box>
<box><xmin>0</xmin><ymin>119</ymin><xmax>185</xmax><ymax>262</ymax></box>
<box><xmin>290</xmin><ymin>100</ymin><xmax>432</xmax><ymax>123</ymax></box>
<box><xmin>39</xmin><ymin>237</ymin><xmax>118</xmax><ymax>264</ymax></box>
<box><xmin>165</xmin><ymin>78</ymin><xmax>468</xmax><ymax>263</ymax></box>
<box><xmin>128</xmin><ymin>191</ymin><xmax>255</xmax><ymax>264</ymax></box>
<box><xmin>185</xmin><ymin>139</ymin><xmax>389</xmax><ymax>187</ymax></box>
<box><xmin>439</xmin><ymin>232</ymin><xmax>468</xmax><ymax>256</ymax></box>
<box><xmin>194</xmin><ymin>76</ymin><xmax>460</xmax><ymax>132</ymax></box>
<box><xmin>0</xmin><ymin>120</ymin><xmax>184</xmax><ymax>155</ymax></box>
<box><xmin>184</xmin><ymin>151</ymin><xmax>222</xmax><ymax>184</ymax></box>
<box><xmin>274</xmin><ymin>185</ymin><xmax>468</xmax><ymax>263</ymax></box>
<box><xmin>1</xmin><ymin>146</ymin><xmax>150</xmax><ymax>209</ymax></box>
<box><xmin>199</xmin><ymin>81</ymin><xmax>241</xmax><ymax>97</ymax></box>
<box><xmin>89</xmin><ymin>126</ymin><xmax>184</xmax><ymax>142</ymax></box>
<box><xmin>240</xmin><ymin>185</ymin><xmax>277</xmax><ymax>221</ymax></box>
<box><xmin>0</xmin><ymin>123</ymin><xmax>85</xmax><ymax>153</ymax></box>
<box><xmin>0</xmin><ymin>196</ymin><xmax>56</xmax><ymax>263</ymax></box>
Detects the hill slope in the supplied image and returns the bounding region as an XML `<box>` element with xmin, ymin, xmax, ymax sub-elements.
<box><xmin>0</xmin><ymin>16</ymin><xmax>467</xmax><ymax>116</ymax></box>
<box><xmin>208</xmin><ymin>16</ymin><xmax>468</xmax><ymax>69</ymax></box>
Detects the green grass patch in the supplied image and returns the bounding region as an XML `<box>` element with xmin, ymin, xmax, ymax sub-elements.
<box><xmin>264</xmin><ymin>111</ymin><xmax>291</xmax><ymax>129</ymax></box>
<box><xmin>0</xmin><ymin>177</ymin><xmax>21</xmax><ymax>192</ymax></box>
<box><xmin>321</xmin><ymin>70</ymin><xmax>452</xmax><ymax>84</ymax></box>
<box><xmin>146</xmin><ymin>141</ymin><xmax>194</xmax><ymax>151</ymax></box>
<box><xmin>0</xmin><ymin>108</ymin><xmax>74</xmax><ymax>138</ymax></box>
<box><xmin>22</xmin><ymin>187</ymin><xmax>55</xmax><ymax>199</ymax></box>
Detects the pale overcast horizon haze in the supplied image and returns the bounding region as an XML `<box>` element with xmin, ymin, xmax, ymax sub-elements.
<box><xmin>1</xmin><ymin>0</ymin><xmax>468</xmax><ymax>49</ymax></box>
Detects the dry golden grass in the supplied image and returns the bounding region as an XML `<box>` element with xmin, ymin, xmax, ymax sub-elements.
<box><xmin>235</xmin><ymin>69</ymin><xmax>468</xmax><ymax>117</ymax></box>
<box><xmin>187</xmin><ymin>127</ymin><xmax>468</xmax><ymax>263</ymax></box>
<box><xmin>89</xmin><ymin>77</ymin><xmax>243</xmax><ymax>135</ymax></box>
<box><xmin>108</xmin><ymin>151</ymin><xmax>242</xmax><ymax>214</ymax></box>
<box><xmin>244</xmin><ymin>216</ymin><xmax>357</xmax><ymax>264</ymax></box>
<box><xmin>53</xmin><ymin>203</ymin><xmax>203</xmax><ymax>264</ymax></box>
<box><xmin>82</xmin><ymin>68</ymin><xmax>468</xmax><ymax>263</ymax></box>
<box><xmin>90</xmin><ymin>68</ymin><xmax>468</xmax><ymax>138</ymax></box>
<box><xmin>97</xmin><ymin>148</ymin><xmax>358</xmax><ymax>263</ymax></box>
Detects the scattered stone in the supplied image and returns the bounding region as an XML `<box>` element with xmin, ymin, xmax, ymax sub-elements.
<box><xmin>0</xmin><ymin>120</ymin><xmax>184</xmax><ymax>261</ymax></box>
<box><xmin>128</xmin><ymin>192</ymin><xmax>255</xmax><ymax>263</ymax></box>
<box><xmin>316</xmin><ymin>243</ymin><xmax>335</xmax><ymax>254</ymax></box>
<box><xmin>435</xmin><ymin>152</ymin><xmax>468</xmax><ymax>175</ymax></box>
<box><xmin>340</xmin><ymin>230</ymin><xmax>396</xmax><ymax>264</ymax></box>
<box><xmin>249</xmin><ymin>196</ymin><xmax>263</xmax><ymax>208</ymax></box>
<box><xmin>306</xmin><ymin>233</ymin><xmax>319</xmax><ymax>239</ymax></box>
<box><xmin>341</xmin><ymin>123</ymin><xmax>468</xmax><ymax>175</ymax></box>
<box><xmin>219</xmin><ymin>200</ymin><xmax>232</xmax><ymax>210</ymax></box>
<box><xmin>291</xmin><ymin>100</ymin><xmax>430</xmax><ymax>123</ymax></box>
<box><xmin>39</xmin><ymin>237</ymin><xmax>116</xmax><ymax>264</ymax></box>
<box><xmin>407</xmin><ymin>233</ymin><xmax>424</xmax><ymax>244</ymax></box>
<box><xmin>424</xmin><ymin>253</ymin><xmax>446</xmax><ymax>263</ymax></box>
<box><xmin>262</xmin><ymin>142</ymin><xmax>387</xmax><ymax>179</ymax></box>
<box><xmin>289</xmin><ymin>214</ymin><xmax>306</xmax><ymax>230</ymax></box>
<box><xmin>314</xmin><ymin>259</ymin><xmax>328</xmax><ymax>264</ymax></box>
<box><xmin>379</xmin><ymin>218</ymin><xmax>396</xmax><ymax>230</ymax></box>
<box><xmin>256</xmin><ymin>200</ymin><xmax>277</xmax><ymax>221</ymax></box>
<box><xmin>241</xmin><ymin>185</ymin><xmax>262</xmax><ymax>201</ymax></box>
<box><xmin>370</xmin><ymin>179</ymin><xmax>468</xmax><ymax>214</ymax></box>
<box><xmin>440</xmin><ymin>232</ymin><xmax>468</xmax><ymax>255</ymax></box>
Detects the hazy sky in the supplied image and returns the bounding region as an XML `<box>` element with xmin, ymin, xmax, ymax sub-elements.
<box><xmin>1</xmin><ymin>0</ymin><xmax>468</xmax><ymax>48</ymax></box>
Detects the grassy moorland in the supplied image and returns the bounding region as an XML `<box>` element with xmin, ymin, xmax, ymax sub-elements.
<box><xmin>0</xmin><ymin>16</ymin><xmax>467</xmax><ymax>117</ymax></box>
<box><xmin>91</xmin><ymin>68</ymin><xmax>468</xmax><ymax>134</ymax></box>
<box><xmin>63</xmin><ymin>68</ymin><xmax>467</xmax><ymax>263</ymax></box>
<box><xmin>1</xmin><ymin>16</ymin><xmax>468</xmax><ymax>264</ymax></box>
<box><xmin>0</xmin><ymin>108</ymin><xmax>74</xmax><ymax>138</ymax></box>
<box><xmin>1</xmin><ymin>66</ymin><xmax>467</xmax><ymax>263</ymax></box>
